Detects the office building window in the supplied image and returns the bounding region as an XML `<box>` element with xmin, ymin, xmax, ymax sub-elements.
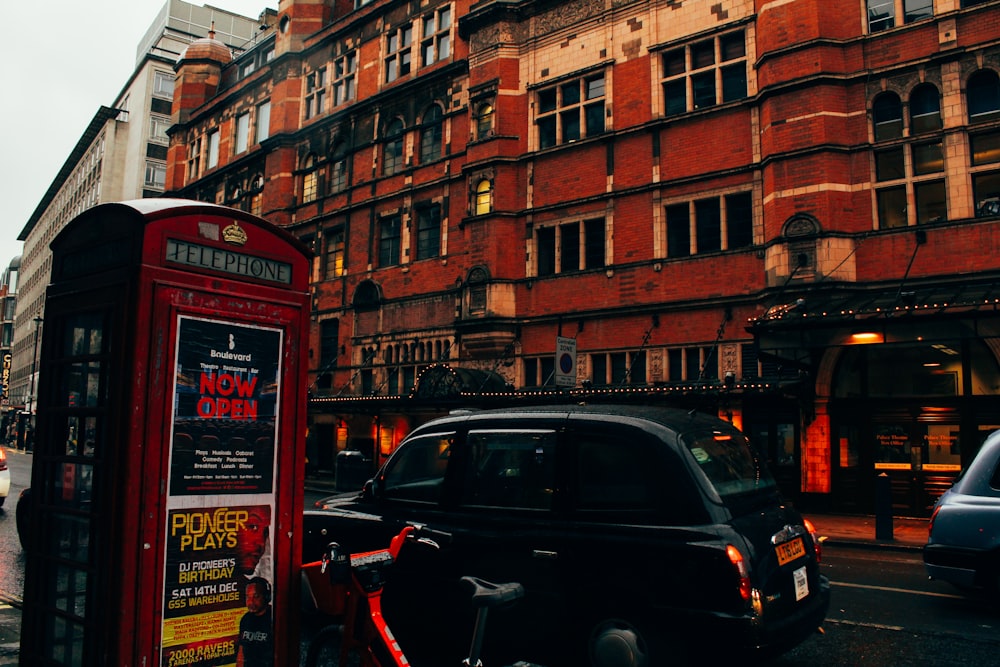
<box><xmin>662</xmin><ymin>30</ymin><xmax>747</xmax><ymax>116</ymax></box>
<box><xmin>536</xmin><ymin>73</ymin><xmax>605</xmax><ymax>149</ymax></box>
<box><xmin>533</xmin><ymin>218</ymin><xmax>606</xmax><ymax>277</ymax></box>
<box><xmin>971</xmin><ymin>129</ymin><xmax>1000</xmax><ymax>216</ymax></box>
<box><xmin>415</xmin><ymin>205</ymin><xmax>441</xmax><ymax>260</ymax></box>
<box><xmin>968</xmin><ymin>69</ymin><xmax>1000</xmax><ymax>124</ymax></box>
<box><xmin>235</xmin><ymin>112</ymin><xmax>250</xmax><ymax>154</ymax></box>
<box><xmin>145</xmin><ymin>161</ymin><xmax>166</xmax><ymax>188</ymax></box>
<box><xmin>383</xmin><ymin>119</ymin><xmax>405</xmax><ymax>176</ymax></box>
<box><xmin>256</xmin><ymin>101</ymin><xmax>270</xmax><ymax>143</ymax></box>
<box><xmin>666</xmin><ymin>192</ymin><xmax>754</xmax><ymax>257</ymax></box>
<box><xmin>421</xmin><ymin>5</ymin><xmax>451</xmax><ymax>66</ymax></box>
<box><xmin>153</xmin><ymin>70</ymin><xmax>174</xmax><ymax>98</ymax></box>
<box><xmin>379</xmin><ymin>215</ymin><xmax>402</xmax><ymax>267</ymax></box>
<box><xmin>305</xmin><ymin>68</ymin><xmax>327</xmax><ymax>120</ymax></box>
<box><xmin>872</xmin><ymin>85</ymin><xmax>947</xmax><ymax>227</ymax></box>
<box><xmin>385</xmin><ymin>23</ymin><xmax>413</xmax><ymax>82</ymax></box>
<box><xmin>150</xmin><ymin>115</ymin><xmax>170</xmax><ymax>143</ymax></box>
<box><xmin>326</xmin><ymin>227</ymin><xmax>346</xmax><ymax>277</ymax></box>
<box><xmin>333</xmin><ymin>52</ymin><xmax>357</xmax><ymax>106</ymax></box>
<box><xmin>420</xmin><ymin>104</ymin><xmax>444</xmax><ymax>163</ymax></box>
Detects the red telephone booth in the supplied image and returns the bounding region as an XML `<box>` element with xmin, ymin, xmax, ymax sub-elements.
<box><xmin>19</xmin><ymin>199</ymin><xmax>311</xmax><ymax>666</ymax></box>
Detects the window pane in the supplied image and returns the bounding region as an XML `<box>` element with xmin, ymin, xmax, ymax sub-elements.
<box><xmin>586</xmin><ymin>76</ymin><xmax>605</xmax><ymax>100</ymax></box>
<box><xmin>968</xmin><ymin>70</ymin><xmax>1000</xmax><ymax>124</ymax></box>
<box><xmin>538</xmin><ymin>116</ymin><xmax>556</xmax><ymax>149</ymax></box>
<box><xmin>691</xmin><ymin>40</ymin><xmax>714</xmax><ymax>69</ymax></box>
<box><xmin>721</xmin><ymin>63</ymin><xmax>747</xmax><ymax>102</ymax></box>
<box><xmin>725</xmin><ymin>193</ymin><xmax>753</xmax><ymax>249</ymax></box>
<box><xmin>695</xmin><ymin>198</ymin><xmax>721</xmax><ymax>253</ymax></box>
<box><xmin>910</xmin><ymin>85</ymin><xmax>942</xmax><ymax>133</ymax></box>
<box><xmin>666</xmin><ymin>203</ymin><xmax>690</xmax><ymax>258</ymax></box>
<box><xmin>585</xmin><ymin>102</ymin><xmax>605</xmax><ymax>136</ymax></box>
<box><xmin>720</xmin><ymin>32</ymin><xmax>745</xmax><ymax>61</ymax></box>
<box><xmin>971</xmin><ymin>131</ymin><xmax>1000</xmax><ymax>165</ymax></box>
<box><xmin>912</xmin><ymin>141</ymin><xmax>943</xmax><ymax>175</ymax></box>
<box><xmin>868</xmin><ymin>0</ymin><xmax>895</xmax><ymax>32</ymax></box>
<box><xmin>904</xmin><ymin>0</ymin><xmax>933</xmax><ymax>23</ymax></box>
<box><xmin>915</xmin><ymin>180</ymin><xmax>946</xmax><ymax>223</ymax></box>
<box><xmin>873</xmin><ymin>93</ymin><xmax>903</xmax><ymax>141</ymax></box>
<box><xmin>562</xmin><ymin>110</ymin><xmax>580</xmax><ymax>142</ymax></box>
<box><xmin>692</xmin><ymin>72</ymin><xmax>716</xmax><ymax>109</ymax></box>
<box><xmin>561</xmin><ymin>222</ymin><xmax>580</xmax><ymax>272</ymax></box>
<box><xmin>462</xmin><ymin>431</ymin><xmax>556</xmax><ymax>510</ymax></box>
<box><xmin>538</xmin><ymin>88</ymin><xmax>557</xmax><ymax>114</ymax></box>
<box><xmin>537</xmin><ymin>227</ymin><xmax>555</xmax><ymax>275</ymax></box>
<box><xmin>663</xmin><ymin>49</ymin><xmax>685</xmax><ymax>76</ymax></box>
<box><xmin>561</xmin><ymin>81</ymin><xmax>580</xmax><ymax>106</ymax></box>
<box><xmin>877</xmin><ymin>186</ymin><xmax>907</xmax><ymax>228</ymax></box>
<box><xmin>584</xmin><ymin>218</ymin><xmax>605</xmax><ymax>268</ymax></box>
<box><xmin>875</xmin><ymin>147</ymin><xmax>905</xmax><ymax>181</ymax></box>
<box><xmin>664</xmin><ymin>80</ymin><xmax>687</xmax><ymax>116</ymax></box>
<box><xmin>973</xmin><ymin>171</ymin><xmax>1000</xmax><ymax>217</ymax></box>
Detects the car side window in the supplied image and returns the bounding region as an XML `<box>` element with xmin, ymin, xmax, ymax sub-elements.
<box><xmin>576</xmin><ymin>435</ymin><xmax>656</xmax><ymax>511</ymax></box>
<box><xmin>461</xmin><ymin>430</ymin><xmax>557</xmax><ymax>510</ymax></box>
<box><xmin>381</xmin><ymin>432</ymin><xmax>454</xmax><ymax>503</ymax></box>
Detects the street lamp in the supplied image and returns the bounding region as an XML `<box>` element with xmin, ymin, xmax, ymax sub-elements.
<box><xmin>28</xmin><ymin>315</ymin><xmax>42</xmax><ymax>415</ymax></box>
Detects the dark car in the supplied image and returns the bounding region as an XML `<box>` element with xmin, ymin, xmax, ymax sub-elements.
<box><xmin>303</xmin><ymin>405</ymin><xmax>829</xmax><ymax>667</ymax></box>
<box><xmin>924</xmin><ymin>429</ymin><xmax>1000</xmax><ymax>593</ymax></box>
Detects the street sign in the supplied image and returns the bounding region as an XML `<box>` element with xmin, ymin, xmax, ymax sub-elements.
<box><xmin>555</xmin><ymin>336</ymin><xmax>577</xmax><ymax>387</ymax></box>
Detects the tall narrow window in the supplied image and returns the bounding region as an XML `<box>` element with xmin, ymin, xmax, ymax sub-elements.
<box><xmin>475</xmin><ymin>103</ymin><xmax>494</xmax><ymax>140</ymax></box>
<box><xmin>909</xmin><ymin>84</ymin><xmax>942</xmax><ymax>134</ymax></box>
<box><xmin>421</xmin><ymin>6</ymin><xmax>451</xmax><ymax>66</ymax></box>
<box><xmin>968</xmin><ymin>70</ymin><xmax>1000</xmax><ymax>124</ymax></box>
<box><xmin>256</xmin><ymin>101</ymin><xmax>271</xmax><ymax>143</ymax></box>
<box><xmin>379</xmin><ymin>215</ymin><xmax>402</xmax><ymax>267</ymax></box>
<box><xmin>302</xmin><ymin>154</ymin><xmax>318</xmax><ymax>203</ymax></box>
<box><xmin>420</xmin><ymin>105</ymin><xmax>443</xmax><ymax>163</ymax></box>
<box><xmin>305</xmin><ymin>68</ymin><xmax>327</xmax><ymax>120</ymax></box>
<box><xmin>330</xmin><ymin>142</ymin><xmax>349</xmax><ymax>193</ymax></box>
<box><xmin>235</xmin><ymin>112</ymin><xmax>250</xmax><ymax>154</ymax></box>
<box><xmin>536</xmin><ymin>227</ymin><xmax>555</xmax><ymax>276</ymax></box>
<box><xmin>207</xmin><ymin>130</ymin><xmax>220</xmax><ymax>169</ymax></box>
<box><xmin>695</xmin><ymin>198</ymin><xmax>722</xmax><ymax>254</ymax></box>
<box><xmin>872</xmin><ymin>92</ymin><xmax>903</xmax><ymax>141</ymax></box>
<box><xmin>666</xmin><ymin>203</ymin><xmax>691</xmax><ymax>258</ymax></box>
<box><xmin>333</xmin><ymin>52</ymin><xmax>357</xmax><ymax>105</ymax></box>
<box><xmin>416</xmin><ymin>205</ymin><xmax>441</xmax><ymax>260</ymax></box>
<box><xmin>383</xmin><ymin>119</ymin><xmax>405</xmax><ymax>176</ymax></box>
<box><xmin>326</xmin><ymin>227</ymin><xmax>346</xmax><ymax>277</ymax></box>
<box><xmin>475</xmin><ymin>179</ymin><xmax>492</xmax><ymax>215</ymax></box>
<box><xmin>385</xmin><ymin>24</ymin><xmax>413</xmax><ymax>82</ymax></box>
<box><xmin>725</xmin><ymin>192</ymin><xmax>753</xmax><ymax>249</ymax></box>
<box><xmin>584</xmin><ymin>218</ymin><xmax>605</xmax><ymax>269</ymax></box>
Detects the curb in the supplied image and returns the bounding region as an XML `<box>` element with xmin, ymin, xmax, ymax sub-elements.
<box><xmin>820</xmin><ymin>537</ymin><xmax>924</xmax><ymax>553</ymax></box>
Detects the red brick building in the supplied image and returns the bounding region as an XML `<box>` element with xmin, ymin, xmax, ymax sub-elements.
<box><xmin>166</xmin><ymin>0</ymin><xmax>1000</xmax><ymax>516</ymax></box>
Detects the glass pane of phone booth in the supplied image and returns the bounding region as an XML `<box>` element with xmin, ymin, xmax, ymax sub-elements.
<box><xmin>30</xmin><ymin>309</ymin><xmax>109</xmax><ymax>663</ymax></box>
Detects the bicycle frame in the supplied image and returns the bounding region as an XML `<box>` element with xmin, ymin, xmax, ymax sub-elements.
<box><xmin>302</xmin><ymin>525</ymin><xmax>419</xmax><ymax>667</ymax></box>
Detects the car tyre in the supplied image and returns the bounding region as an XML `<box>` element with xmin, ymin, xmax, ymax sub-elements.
<box><xmin>304</xmin><ymin>624</ymin><xmax>360</xmax><ymax>667</ymax></box>
<box><xmin>586</xmin><ymin>615</ymin><xmax>677</xmax><ymax>667</ymax></box>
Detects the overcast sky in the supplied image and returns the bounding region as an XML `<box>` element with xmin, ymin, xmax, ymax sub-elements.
<box><xmin>0</xmin><ymin>0</ymin><xmax>273</xmax><ymax>268</ymax></box>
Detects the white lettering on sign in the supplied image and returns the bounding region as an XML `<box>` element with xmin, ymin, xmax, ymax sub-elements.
<box><xmin>165</xmin><ymin>238</ymin><xmax>292</xmax><ymax>284</ymax></box>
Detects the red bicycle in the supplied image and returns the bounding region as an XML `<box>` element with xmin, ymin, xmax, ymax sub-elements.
<box><xmin>302</xmin><ymin>524</ymin><xmax>534</xmax><ymax>667</ymax></box>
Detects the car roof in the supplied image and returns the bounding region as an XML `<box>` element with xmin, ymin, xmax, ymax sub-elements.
<box><xmin>409</xmin><ymin>403</ymin><xmax>735</xmax><ymax>436</ymax></box>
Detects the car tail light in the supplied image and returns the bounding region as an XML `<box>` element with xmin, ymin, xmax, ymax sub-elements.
<box><xmin>0</xmin><ymin>447</ymin><xmax>7</xmax><ymax>471</ymax></box>
<box><xmin>928</xmin><ymin>505</ymin><xmax>940</xmax><ymax>538</ymax></box>
<box><xmin>726</xmin><ymin>544</ymin><xmax>752</xmax><ymax>603</ymax></box>
<box><xmin>803</xmin><ymin>517</ymin><xmax>822</xmax><ymax>563</ymax></box>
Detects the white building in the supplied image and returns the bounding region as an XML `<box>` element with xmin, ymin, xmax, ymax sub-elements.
<box><xmin>9</xmin><ymin>0</ymin><xmax>273</xmax><ymax>417</ymax></box>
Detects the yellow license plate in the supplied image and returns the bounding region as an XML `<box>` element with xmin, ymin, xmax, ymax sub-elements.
<box><xmin>775</xmin><ymin>536</ymin><xmax>806</xmax><ymax>566</ymax></box>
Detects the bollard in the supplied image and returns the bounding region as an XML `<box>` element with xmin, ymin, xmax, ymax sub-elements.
<box><xmin>875</xmin><ymin>472</ymin><xmax>894</xmax><ymax>541</ymax></box>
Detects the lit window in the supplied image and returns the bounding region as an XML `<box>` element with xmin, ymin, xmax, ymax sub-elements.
<box><xmin>475</xmin><ymin>102</ymin><xmax>494</xmax><ymax>140</ymax></box>
<box><xmin>536</xmin><ymin>74</ymin><xmax>605</xmax><ymax>149</ymax></box>
<box><xmin>302</xmin><ymin>154</ymin><xmax>319</xmax><ymax>203</ymax></box>
<box><xmin>474</xmin><ymin>179</ymin><xmax>492</xmax><ymax>215</ymax></box>
<box><xmin>326</xmin><ymin>227</ymin><xmax>346</xmax><ymax>277</ymax></box>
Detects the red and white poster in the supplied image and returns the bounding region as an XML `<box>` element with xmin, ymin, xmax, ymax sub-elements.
<box><xmin>161</xmin><ymin>316</ymin><xmax>281</xmax><ymax>667</ymax></box>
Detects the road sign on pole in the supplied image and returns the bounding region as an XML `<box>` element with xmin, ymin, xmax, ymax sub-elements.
<box><xmin>555</xmin><ymin>336</ymin><xmax>577</xmax><ymax>387</ymax></box>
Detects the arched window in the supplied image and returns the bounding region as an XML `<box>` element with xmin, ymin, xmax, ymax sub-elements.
<box><xmin>302</xmin><ymin>154</ymin><xmax>319</xmax><ymax>203</ymax></box>
<box><xmin>383</xmin><ymin>118</ymin><xmax>405</xmax><ymax>176</ymax></box>
<box><xmin>419</xmin><ymin>104</ymin><xmax>443</xmax><ymax>163</ymax></box>
<box><xmin>474</xmin><ymin>179</ymin><xmax>492</xmax><ymax>215</ymax></box>
<box><xmin>968</xmin><ymin>69</ymin><xmax>1000</xmax><ymax>124</ymax></box>
<box><xmin>475</xmin><ymin>102</ymin><xmax>494</xmax><ymax>140</ymax></box>
<box><xmin>909</xmin><ymin>84</ymin><xmax>942</xmax><ymax>133</ymax></box>
<box><xmin>873</xmin><ymin>92</ymin><xmax>903</xmax><ymax>141</ymax></box>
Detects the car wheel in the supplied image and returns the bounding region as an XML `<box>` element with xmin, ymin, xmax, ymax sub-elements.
<box><xmin>304</xmin><ymin>624</ymin><xmax>360</xmax><ymax>667</ymax></box>
<box><xmin>587</xmin><ymin>616</ymin><xmax>675</xmax><ymax>667</ymax></box>
<box><xmin>0</xmin><ymin>496</ymin><xmax>5</xmax><ymax>508</ymax></box>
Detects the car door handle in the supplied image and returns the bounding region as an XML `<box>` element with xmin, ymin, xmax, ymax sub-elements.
<box><xmin>532</xmin><ymin>549</ymin><xmax>558</xmax><ymax>560</ymax></box>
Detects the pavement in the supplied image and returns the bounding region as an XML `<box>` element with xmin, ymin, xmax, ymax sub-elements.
<box><xmin>806</xmin><ymin>511</ymin><xmax>927</xmax><ymax>552</ymax></box>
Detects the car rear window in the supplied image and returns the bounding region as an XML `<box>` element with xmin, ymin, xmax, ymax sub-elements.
<box><xmin>683</xmin><ymin>428</ymin><xmax>777</xmax><ymax>504</ymax></box>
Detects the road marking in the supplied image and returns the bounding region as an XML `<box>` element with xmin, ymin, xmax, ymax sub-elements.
<box><xmin>832</xmin><ymin>580</ymin><xmax>965</xmax><ymax>600</ymax></box>
<box><xmin>827</xmin><ymin>618</ymin><xmax>905</xmax><ymax>632</ymax></box>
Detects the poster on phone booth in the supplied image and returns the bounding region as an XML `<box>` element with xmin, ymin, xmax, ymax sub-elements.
<box><xmin>161</xmin><ymin>317</ymin><xmax>280</xmax><ymax>666</ymax></box>
<box><xmin>169</xmin><ymin>316</ymin><xmax>281</xmax><ymax>496</ymax></box>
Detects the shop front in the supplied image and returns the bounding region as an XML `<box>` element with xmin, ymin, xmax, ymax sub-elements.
<box><xmin>751</xmin><ymin>280</ymin><xmax>1000</xmax><ymax>517</ymax></box>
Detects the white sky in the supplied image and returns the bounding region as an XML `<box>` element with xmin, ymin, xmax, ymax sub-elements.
<box><xmin>0</xmin><ymin>0</ymin><xmax>273</xmax><ymax>268</ymax></box>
